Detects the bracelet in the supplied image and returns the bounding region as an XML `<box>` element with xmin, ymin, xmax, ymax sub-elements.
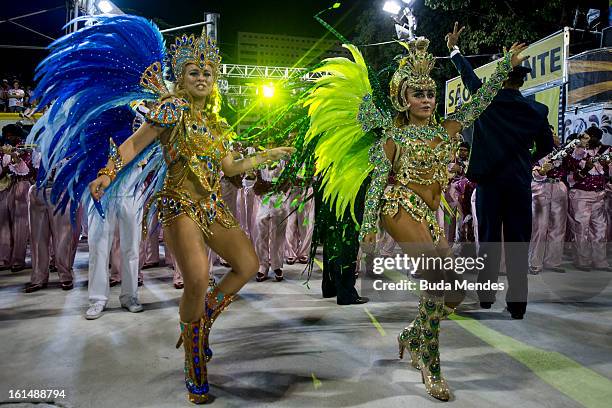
<box><xmin>97</xmin><ymin>167</ymin><xmax>116</xmax><ymax>182</ymax></box>
<box><xmin>109</xmin><ymin>138</ymin><xmax>124</xmax><ymax>172</ymax></box>
<box><xmin>259</xmin><ymin>150</ymin><xmax>274</xmax><ymax>167</ymax></box>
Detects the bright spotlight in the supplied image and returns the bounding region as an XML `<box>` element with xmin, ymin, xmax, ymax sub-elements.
<box><xmin>401</xmin><ymin>0</ymin><xmax>415</xmax><ymax>4</ymax></box>
<box><xmin>262</xmin><ymin>84</ymin><xmax>275</xmax><ymax>98</ymax></box>
<box><xmin>97</xmin><ymin>0</ymin><xmax>114</xmax><ymax>13</ymax></box>
<box><xmin>383</xmin><ymin>1</ymin><xmax>402</xmax><ymax>15</ymax></box>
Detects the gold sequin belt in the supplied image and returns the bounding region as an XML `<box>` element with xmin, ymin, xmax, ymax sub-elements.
<box><xmin>380</xmin><ymin>184</ymin><xmax>444</xmax><ymax>246</ymax></box>
<box><xmin>144</xmin><ymin>187</ymin><xmax>238</xmax><ymax>238</ymax></box>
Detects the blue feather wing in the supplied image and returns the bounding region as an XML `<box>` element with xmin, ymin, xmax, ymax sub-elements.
<box><xmin>27</xmin><ymin>14</ymin><xmax>167</xmax><ymax>222</ymax></box>
<box><xmin>51</xmin><ymin>106</ymin><xmax>135</xmax><ymax>221</ymax></box>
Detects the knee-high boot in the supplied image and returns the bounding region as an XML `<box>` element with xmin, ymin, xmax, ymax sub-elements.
<box><xmin>418</xmin><ymin>293</ymin><xmax>451</xmax><ymax>401</ymax></box>
<box><xmin>202</xmin><ymin>286</ymin><xmax>234</xmax><ymax>362</ymax></box>
<box><xmin>398</xmin><ymin>298</ymin><xmax>454</xmax><ymax>371</ymax></box>
<box><xmin>398</xmin><ymin>317</ymin><xmax>421</xmax><ymax>369</ymax></box>
<box><xmin>175</xmin><ymin>287</ymin><xmax>235</xmax><ymax>363</ymax></box>
<box><xmin>178</xmin><ymin>319</ymin><xmax>209</xmax><ymax>404</ymax></box>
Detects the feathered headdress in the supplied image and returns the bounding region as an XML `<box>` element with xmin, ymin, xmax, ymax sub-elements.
<box><xmin>166</xmin><ymin>30</ymin><xmax>221</xmax><ymax>82</ymax></box>
<box><xmin>389</xmin><ymin>37</ymin><xmax>436</xmax><ymax>112</ymax></box>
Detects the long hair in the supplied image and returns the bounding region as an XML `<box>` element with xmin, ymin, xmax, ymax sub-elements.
<box><xmin>168</xmin><ymin>68</ymin><xmax>230</xmax><ymax>137</ymax></box>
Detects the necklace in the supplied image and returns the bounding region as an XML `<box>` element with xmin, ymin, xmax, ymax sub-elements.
<box><xmin>393</xmin><ymin>123</ymin><xmax>446</xmax><ymax>142</ymax></box>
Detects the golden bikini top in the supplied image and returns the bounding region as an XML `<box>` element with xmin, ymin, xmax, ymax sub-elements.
<box><xmin>145</xmin><ymin>98</ymin><xmax>231</xmax><ymax>195</ymax></box>
<box><xmin>386</xmin><ymin>124</ymin><xmax>459</xmax><ymax>188</ymax></box>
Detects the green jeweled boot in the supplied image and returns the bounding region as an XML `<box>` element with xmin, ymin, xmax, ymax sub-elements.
<box><xmin>398</xmin><ymin>319</ymin><xmax>421</xmax><ymax>369</ymax></box>
<box><xmin>398</xmin><ymin>302</ymin><xmax>455</xmax><ymax>370</ymax></box>
<box><xmin>418</xmin><ymin>294</ymin><xmax>451</xmax><ymax>401</ymax></box>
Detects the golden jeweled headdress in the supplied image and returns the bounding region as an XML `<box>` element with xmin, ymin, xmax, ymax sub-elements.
<box><xmin>390</xmin><ymin>37</ymin><xmax>436</xmax><ymax>112</ymax></box>
<box><xmin>167</xmin><ymin>31</ymin><xmax>222</xmax><ymax>83</ymax></box>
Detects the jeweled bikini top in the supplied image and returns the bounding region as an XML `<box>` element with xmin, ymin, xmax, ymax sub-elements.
<box><xmin>145</xmin><ymin>99</ymin><xmax>230</xmax><ymax>195</ymax></box>
<box><xmin>385</xmin><ymin>124</ymin><xmax>459</xmax><ymax>188</ymax></box>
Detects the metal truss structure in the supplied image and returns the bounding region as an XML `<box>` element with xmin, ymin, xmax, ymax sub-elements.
<box><xmin>219</xmin><ymin>64</ymin><xmax>325</xmax><ymax>97</ymax></box>
<box><xmin>220</xmin><ymin>64</ymin><xmax>323</xmax><ymax>81</ymax></box>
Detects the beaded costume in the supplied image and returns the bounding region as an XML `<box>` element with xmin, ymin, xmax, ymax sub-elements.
<box><xmin>359</xmin><ymin>41</ymin><xmax>512</xmax><ymax>245</ymax></box>
<box><xmin>28</xmin><ymin>15</ymin><xmax>241</xmax><ymax>404</ymax></box>
<box><xmin>303</xmin><ymin>38</ymin><xmax>512</xmax><ymax>245</ymax></box>
<box><xmin>295</xmin><ymin>26</ymin><xmax>514</xmax><ymax>404</ymax></box>
<box><xmin>144</xmin><ymin>102</ymin><xmax>239</xmax><ymax>238</ymax></box>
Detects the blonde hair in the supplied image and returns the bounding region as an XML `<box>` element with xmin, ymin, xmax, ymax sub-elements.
<box><xmin>166</xmin><ymin>67</ymin><xmax>231</xmax><ymax>138</ymax></box>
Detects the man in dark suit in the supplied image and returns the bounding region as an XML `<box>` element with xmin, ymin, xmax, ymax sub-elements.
<box><xmin>319</xmin><ymin>179</ymin><xmax>369</xmax><ymax>305</ymax></box>
<box><xmin>447</xmin><ymin>23</ymin><xmax>554</xmax><ymax>319</ymax></box>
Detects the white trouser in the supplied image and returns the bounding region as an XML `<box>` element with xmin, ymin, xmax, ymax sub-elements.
<box><xmin>87</xmin><ymin>195</ymin><xmax>142</xmax><ymax>303</ymax></box>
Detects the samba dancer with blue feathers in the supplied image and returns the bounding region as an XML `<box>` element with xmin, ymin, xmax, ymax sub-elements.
<box><xmin>30</xmin><ymin>15</ymin><xmax>294</xmax><ymax>404</ymax></box>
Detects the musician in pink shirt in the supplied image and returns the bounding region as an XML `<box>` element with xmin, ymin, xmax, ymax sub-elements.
<box><xmin>563</xmin><ymin>127</ymin><xmax>611</xmax><ymax>271</ymax></box>
<box><xmin>25</xmin><ymin>155</ymin><xmax>80</xmax><ymax>292</ymax></box>
<box><xmin>0</xmin><ymin>134</ymin><xmax>33</xmax><ymax>272</ymax></box>
<box><xmin>254</xmin><ymin>161</ymin><xmax>288</xmax><ymax>282</ymax></box>
<box><xmin>528</xmin><ymin>131</ymin><xmax>568</xmax><ymax>274</ymax></box>
<box><xmin>284</xmin><ymin>165</ymin><xmax>315</xmax><ymax>265</ymax></box>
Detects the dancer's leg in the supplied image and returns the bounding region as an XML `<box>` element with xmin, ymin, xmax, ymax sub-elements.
<box><xmin>205</xmin><ymin>222</ymin><xmax>259</xmax><ymax>294</ymax></box>
<box><xmin>382</xmin><ymin>208</ymin><xmax>457</xmax><ymax>402</ymax></box>
<box><xmin>164</xmin><ymin>216</ymin><xmax>212</xmax><ymax>403</ymax></box>
<box><xmin>381</xmin><ymin>208</ymin><xmax>463</xmax><ymax>302</ymax></box>
<box><xmin>163</xmin><ymin>215</ymin><xmax>209</xmax><ymax>323</ymax></box>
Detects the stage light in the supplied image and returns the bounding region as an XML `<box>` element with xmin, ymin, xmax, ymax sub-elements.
<box><xmin>401</xmin><ymin>0</ymin><xmax>415</xmax><ymax>4</ymax></box>
<box><xmin>382</xmin><ymin>1</ymin><xmax>402</xmax><ymax>15</ymax></box>
<box><xmin>97</xmin><ymin>1</ymin><xmax>114</xmax><ymax>13</ymax></box>
<box><xmin>262</xmin><ymin>84</ymin><xmax>275</xmax><ymax>98</ymax></box>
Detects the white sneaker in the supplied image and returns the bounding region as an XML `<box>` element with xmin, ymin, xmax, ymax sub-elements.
<box><xmin>120</xmin><ymin>297</ymin><xmax>143</xmax><ymax>313</ymax></box>
<box><xmin>85</xmin><ymin>301</ymin><xmax>106</xmax><ymax>320</ymax></box>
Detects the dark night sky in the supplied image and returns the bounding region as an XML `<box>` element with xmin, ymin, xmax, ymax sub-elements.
<box><xmin>1</xmin><ymin>0</ymin><xmax>370</xmax><ymax>83</ymax></box>
<box><xmin>1</xmin><ymin>1</ymin><xmax>608</xmax><ymax>84</ymax></box>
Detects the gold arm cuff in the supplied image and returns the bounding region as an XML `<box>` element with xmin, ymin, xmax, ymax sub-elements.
<box><xmin>97</xmin><ymin>167</ymin><xmax>116</xmax><ymax>182</ymax></box>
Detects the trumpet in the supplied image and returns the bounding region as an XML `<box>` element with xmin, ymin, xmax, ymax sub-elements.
<box><xmin>547</xmin><ymin>139</ymin><xmax>581</xmax><ymax>162</ymax></box>
<box><xmin>593</xmin><ymin>151</ymin><xmax>611</xmax><ymax>164</ymax></box>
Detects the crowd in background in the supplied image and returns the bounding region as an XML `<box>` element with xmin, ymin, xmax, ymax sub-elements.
<box><xmin>0</xmin><ymin>89</ymin><xmax>610</xmax><ymax>318</ymax></box>
<box><xmin>0</xmin><ymin>78</ymin><xmax>35</xmax><ymax>113</ymax></box>
<box><xmin>433</xmin><ymin>125</ymin><xmax>612</xmax><ymax>274</ymax></box>
<box><xmin>0</xmin><ymin>119</ymin><xmax>317</xmax><ymax>318</ymax></box>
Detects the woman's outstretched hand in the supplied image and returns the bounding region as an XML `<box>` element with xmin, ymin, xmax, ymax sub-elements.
<box><xmin>506</xmin><ymin>42</ymin><xmax>529</xmax><ymax>67</ymax></box>
<box><xmin>266</xmin><ymin>147</ymin><xmax>296</xmax><ymax>161</ymax></box>
<box><xmin>89</xmin><ymin>175</ymin><xmax>111</xmax><ymax>201</ymax></box>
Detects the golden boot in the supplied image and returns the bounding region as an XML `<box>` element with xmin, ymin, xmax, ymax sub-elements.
<box><xmin>398</xmin><ymin>319</ymin><xmax>421</xmax><ymax>369</ymax></box>
<box><xmin>175</xmin><ymin>286</ymin><xmax>234</xmax><ymax>362</ymax></box>
<box><xmin>202</xmin><ymin>286</ymin><xmax>234</xmax><ymax>362</ymax></box>
<box><xmin>179</xmin><ymin>319</ymin><xmax>209</xmax><ymax>404</ymax></box>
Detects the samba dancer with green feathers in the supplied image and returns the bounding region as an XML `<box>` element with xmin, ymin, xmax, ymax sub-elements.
<box><xmin>302</xmin><ymin>32</ymin><xmax>527</xmax><ymax>401</ymax></box>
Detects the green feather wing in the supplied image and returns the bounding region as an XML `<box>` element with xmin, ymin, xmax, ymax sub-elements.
<box><xmin>303</xmin><ymin>44</ymin><xmax>377</xmax><ymax>222</ymax></box>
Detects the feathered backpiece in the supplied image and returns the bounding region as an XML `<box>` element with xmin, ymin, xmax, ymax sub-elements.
<box><xmin>389</xmin><ymin>37</ymin><xmax>436</xmax><ymax>112</ymax></box>
<box><xmin>304</xmin><ymin>44</ymin><xmax>391</xmax><ymax>222</ymax></box>
<box><xmin>27</xmin><ymin>15</ymin><xmax>169</xmax><ymax>222</ymax></box>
